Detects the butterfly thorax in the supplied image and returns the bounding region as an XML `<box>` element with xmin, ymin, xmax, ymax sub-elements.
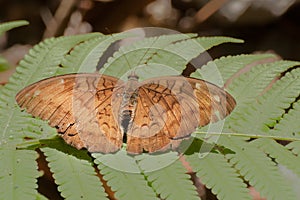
<box><xmin>119</xmin><ymin>74</ymin><xmax>139</xmax><ymax>141</ymax></box>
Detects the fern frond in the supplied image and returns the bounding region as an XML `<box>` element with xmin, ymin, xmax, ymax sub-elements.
<box><xmin>136</xmin><ymin>153</ymin><xmax>199</xmax><ymax>200</ymax></box>
<box><xmin>186</xmin><ymin>152</ymin><xmax>251</xmax><ymax>200</ymax></box>
<box><xmin>93</xmin><ymin>151</ymin><xmax>159</xmax><ymax>200</ymax></box>
<box><xmin>271</xmin><ymin>97</ymin><xmax>300</xmax><ymax>138</ymax></box>
<box><xmin>228</xmin><ymin>60</ymin><xmax>300</xmax><ymax>104</ymax></box>
<box><xmin>60</xmin><ymin>32</ymin><xmax>130</xmax><ymax>74</ymax></box>
<box><xmin>42</xmin><ymin>147</ymin><xmax>108</xmax><ymax>200</ymax></box>
<box><xmin>250</xmin><ymin>138</ymin><xmax>300</xmax><ymax>178</ymax></box>
<box><xmin>218</xmin><ymin>137</ymin><xmax>297</xmax><ymax>200</ymax></box>
<box><xmin>0</xmin><ymin>20</ymin><xmax>29</xmax><ymax>36</ymax></box>
<box><xmin>194</xmin><ymin>37</ymin><xmax>243</xmax><ymax>50</ymax></box>
<box><xmin>151</xmin><ymin>36</ymin><xmax>243</xmax><ymax>68</ymax></box>
<box><xmin>101</xmin><ymin>35</ymin><xmax>241</xmax><ymax>80</ymax></box>
<box><xmin>191</xmin><ymin>54</ymin><xmax>276</xmax><ymax>86</ymax></box>
<box><xmin>101</xmin><ymin>34</ymin><xmax>195</xmax><ymax>78</ymax></box>
<box><xmin>231</xmin><ymin>67</ymin><xmax>300</xmax><ymax>136</ymax></box>
<box><xmin>0</xmin><ymin>150</ymin><xmax>39</xmax><ymax>200</ymax></box>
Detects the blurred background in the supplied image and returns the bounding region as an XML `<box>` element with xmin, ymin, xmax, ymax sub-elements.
<box><xmin>1</xmin><ymin>0</ymin><xmax>300</xmax><ymax>82</ymax></box>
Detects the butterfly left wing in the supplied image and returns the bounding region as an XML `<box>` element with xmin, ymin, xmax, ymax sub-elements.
<box><xmin>16</xmin><ymin>73</ymin><xmax>124</xmax><ymax>153</ymax></box>
<box><xmin>126</xmin><ymin>76</ymin><xmax>236</xmax><ymax>154</ymax></box>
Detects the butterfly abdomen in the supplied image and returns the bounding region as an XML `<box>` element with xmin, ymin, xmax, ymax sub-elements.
<box><xmin>119</xmin><ymin>89</ymin><xmax>139</xmax><ymax>142</ymax></box>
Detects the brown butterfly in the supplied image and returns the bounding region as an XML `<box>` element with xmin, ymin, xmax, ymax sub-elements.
<box><xmin>15</xmin><ymin>73</ymin><xmax>236</xmax><ymax>154</ymax></box>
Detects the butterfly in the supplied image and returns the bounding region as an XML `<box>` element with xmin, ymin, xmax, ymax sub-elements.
<box><xmin>15</xmin><ymin>73</ymin><xmax>236</xmax><ymax>154</ymax></box>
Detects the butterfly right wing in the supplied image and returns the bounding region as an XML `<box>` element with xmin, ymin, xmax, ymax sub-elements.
<box><xmin>16</xmin><ymin>73</ymin><xmax>123</xmax><ymax>153</ymax></box>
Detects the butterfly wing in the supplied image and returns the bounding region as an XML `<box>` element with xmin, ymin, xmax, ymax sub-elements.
<box><xmin>126</xmin><ymin>76</ymin><xmax>236</xmax><ymax>153</ymax></box>
<box><xmin>16</xmin><ymin>73</ymin><xmax>124</xmax><ymax>153</ymax></box>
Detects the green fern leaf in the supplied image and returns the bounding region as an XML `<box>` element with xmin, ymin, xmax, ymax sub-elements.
<box><xmin>186</xmin><ymin>152</ymin><xmax>251</xmax><ymax>200</ymax></box>
<box><xmin>101</xmin><ymin>35</ymin><xmax>241</xmax><ymax>80</ymax></box>
<box><xmin>251</xmin><ymin>138</ymin><xmax>300</xmax><ymax>178</ymax></box>
<box><xmin>271</xmin><ymin>96</ymin><xmax>300</xmax><ymax>138</ymax></box>
<box><xmin>0</xmin><ymin>150</ymin><xmax>39</xmax><ymax>200</ymax></box>
<box><xmin>228</xmin><ymin>60</ymin><xmax>300</xmax><ymax>104</ymax></box>
<box><xmin>60</xmin><ymin>32</ymin><xmax>130</xmax><ymax>74</ymax></box>
<box><xmin>194</xmin><ymin>36</ymin><xmax>243</xmax><ymax>50</ymax></box>
<box><xmin>191</xmin><ymin>54</ymin><xmax>276</xmax><ymax>86</ymax></box>
<box><xmin>42</xmin><ymin>147</ymin><xmax>108</xmax><ymax>200</ymax></box>
<box><xmin>139</xmin><ymin>37</ymin><xmax>243</xmax><ymax>80</ymax></box>
<box><xmin>219</xmin><ymin>137</ymin><xmax>297</xmax><ymax>200</ymax></box>
<box><xmin>93</xmin><ymin>151</ymin><xmax>159</xmax><ymax>200</ymax></box>
<box><xmin>137</xmin><ymin>153</ymin><xmax>200</xmax><ymax>200</ymax></box>
<box><xmin>100</xmin><ymin>34</ymin><xmax>196</xmax><ymax>78</ymax></box>
<box><xmin>231</xmin><ymin>67</ymin><xmax>300</xmax><ymax>137</ymax></box>
<box><xmin>0</xmin><ymin>20</ymin><xmax>29</xmax><ymax>36</ymax></box>
<box><xmin>150</xmin><ymin>36</ymin><xmax>243</xmax><ymax>68</ymax></box>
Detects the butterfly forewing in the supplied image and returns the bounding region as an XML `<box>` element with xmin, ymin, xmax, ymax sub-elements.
<box><xmin>16</xmin><ymin>74</ymin><xmax>124</xmax><ymax>153</ymax></box>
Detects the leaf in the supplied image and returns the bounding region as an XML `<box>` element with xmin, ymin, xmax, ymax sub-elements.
<box><xmin>101</xmin><ymin>35</ymin><xmax>242</xmax><ymax>80</ymax></box>
<box><xmin>42</xmin><ymin>147</ymin><xmax>108</xmax><ymax>200</ymax></box>
<box><xmin>271</xmin><ymin>95</ymin><xmax>300</xmax><ymax>138</ymax></box>
<box><xmin>251</xmin><ymin>138</ymin><xmax>300</xmax><ymax>178</ymax></box>
<box><xmin>0</xmin><ymin>20</ymin><xmax>29</xmax><ymax>36</ymax></box>
<box><xmin>228</xmin><ymin>60</ymin><xmax>300</xmax><ymax>104</ymax></box>
<box><xmin>219</xmin><ymin>137</ymin><xmax>297</xmax><ymax>200</ymax></box>
<box><xmin>186</xmin><ymin>152</ymin><xmax>251</xmax><ymax>200</ymax></box>
<box><xmin>137</xmin><ymin>153</ymin><xmax>200</xmax><ymax>200</ymax></box>
<box><xmin>93</xmin><ymin>151</ymin><xmax>159</xmax><ymax>200</ymax></box>
<box><xmin>60</xmin><ymin>32</ymin><xmax>131</xmax><ymax>74</ymax></box>
<box><xmin>191</xmin><ymin>53</ymin><xmax>276</xmax><ymax>87</ymax></box>
<box><xmin>101</xmin><ymin>33</ymin><xmax>196</xmax><ymax>79</ymax></box>
<box><xmin>0</xmin><ymin>149</ymin><xmax>39</xmax><ymax>200</ymax></box>
<box><xmin>231</xmin><ymin>67</ymin><xmax>300</xmax><ymax>136</ymax></box>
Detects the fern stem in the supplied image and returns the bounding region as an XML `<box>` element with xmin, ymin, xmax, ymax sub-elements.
<box><xmin>193</xmin><ymin>131</ymin><xmax>300</xmax><ymax>141</ymax></box>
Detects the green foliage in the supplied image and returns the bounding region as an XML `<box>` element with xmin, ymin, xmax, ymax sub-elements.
<box><xmin>138</xmin><ymin>154</ymin><xmax>200</xmax><ymax>200</ymax></box>
<box><xmin>0</xmin><ymin>21</ymin><xmax>29</xmax><ymax>76</ymax></box>
<box><xmin>0</xmin><ymin>150</ymin><xmax>39</xmax><ymax>200</ymax></box>
<box><xmin>186</xmin><ymin>153</ymin><xmax>251</xmax><ymax>200</ymax></box>
<box><xmin>0</xmin><ymin>20</ymin><xmax>29</xmax><ymax>36</ymax></box>
<box><xmin>42</xmin><ymin>147</ymin><xmax>108</xmax><ymax>200</ymax></box>
<box><xmin>0</xmin><ymin>56</ymin><xmax>10</xmax><ymax>72</ymax></box>
<box><xmin>94</xmin><ymin>151</ymin><xmax>159</xmax><ymax>200</ymax></box>
<box><xmin>0</xmin><ymin>22</ymin><xmax>299</xmax><ymax>200</ymax></box>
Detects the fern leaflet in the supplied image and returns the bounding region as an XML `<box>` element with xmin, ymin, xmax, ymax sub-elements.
<box><xmin>42</xmin><ymin>147</ymin><xmax>108</xmax><ymax>200</ymax></box>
